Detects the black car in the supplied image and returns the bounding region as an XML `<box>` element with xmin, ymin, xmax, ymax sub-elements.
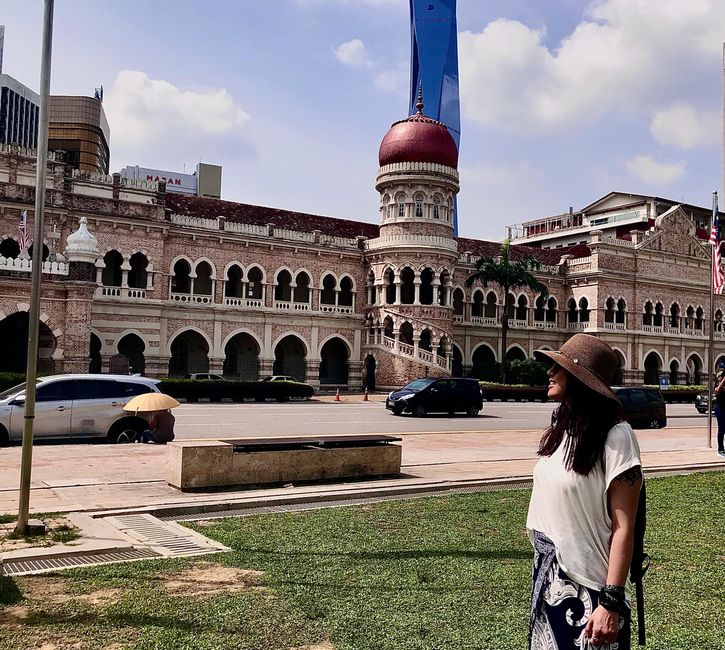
<box><xmin>693</xmin><ymin>392</ymin><xmax>714</xmax><ymax>414</ymax></box>
<box><xmin>613</xmin><ymin>387</ymin><xmax>667</xmax><ymax>429</ymax></box>
<box><xmin>386</xmin><ymin>377</ymin><xmax>483</xmax><ymax>417</ymax></box>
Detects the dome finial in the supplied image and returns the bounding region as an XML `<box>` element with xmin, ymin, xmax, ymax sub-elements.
<box><xmin>416</xmin><ymin>82</ymin><xmax>424</xmax><ymax>114</ymax></box>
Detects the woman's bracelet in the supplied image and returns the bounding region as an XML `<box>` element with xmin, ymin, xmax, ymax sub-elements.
<box><xmin>599</xmin><ymin>585</ymin><xmax>627</xmax><ymax>615</ymax></box>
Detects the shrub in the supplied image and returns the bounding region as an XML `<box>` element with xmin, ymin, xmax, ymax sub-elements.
<box><xmin>0</xmin><ymin>372</ymin><xmax>25</xmax><ymax>393</ymax></box>
<box><xmin>158</xmin><ymin>379</ymin><xmax>315</xmax><ymax>403</ymax></box>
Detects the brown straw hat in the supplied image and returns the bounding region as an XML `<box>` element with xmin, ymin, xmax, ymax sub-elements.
<box><xmin>534</xmin><ymin>333</ymin><xmax>619</xmax><ymax>402</ymax></box>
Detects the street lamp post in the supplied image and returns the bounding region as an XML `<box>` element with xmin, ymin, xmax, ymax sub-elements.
<box><xmin>15</xmin><ymin>0</ymin><xmax>55</xmax><ymax>535</ymax></box>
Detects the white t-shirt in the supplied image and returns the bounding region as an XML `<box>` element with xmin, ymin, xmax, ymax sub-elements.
<box><xmin>526</xmin><ymin>421</ymin><xmax>642</xmax><ymax>592</ymax></box>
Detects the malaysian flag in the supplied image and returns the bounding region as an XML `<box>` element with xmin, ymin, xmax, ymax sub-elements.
<box><xmin>18</xmin><ymin>210</ymin><xmax>30</xmax><ymax>251</ymax></box>
<box><xmin>710</xmin><ymin>201</ymin><xmax>724</xmax><ymax>295</ymax></box>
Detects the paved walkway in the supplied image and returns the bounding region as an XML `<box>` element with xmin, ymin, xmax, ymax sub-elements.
<box><xmin>0</xmin><ymin>425</ymin><xmax>722</xmax><ymax>516</ymax></box>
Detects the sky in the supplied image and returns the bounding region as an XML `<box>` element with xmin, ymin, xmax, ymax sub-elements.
<box><xmin>1</xmin><ymin>0</ymin><xmax>724</xmax><ymax>242</ymax></box>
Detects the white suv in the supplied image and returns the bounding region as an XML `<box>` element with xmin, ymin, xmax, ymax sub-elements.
<box><xmin>0</xmin><ymin>374</ymin><xmax>160</xmax><ymax>445</ymax></box>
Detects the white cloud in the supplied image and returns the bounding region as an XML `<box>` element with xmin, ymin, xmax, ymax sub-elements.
<box><xmin>459</xmin><ymin>0</ymin><xmax>725</xmax><ymax>134</ymax></box>
<box><xmin>334</xmin><ymin>39</ymin><xmax>374</xmax><ymax>67</ymax></box>
<box><xmin>297</xmin><ymin>0</ymin><xmax>403</xmax><ymax>6</ymax></box>
<box><xmin>105</xmin><ymin>70</ymin><xmax>252</xmax><ymax>168</ymax></box>
<box><xmin>625</xmin><ymin>155</ymin><xmax>685</xmax><ymax>185</ymax></box>
<box><xmin>649</xmin><ymin>103</ymin><xmax>720</xmax><ymax>150</ymax></box>
<box><xmin>374</xmin><ymin>61</ymin><xmax>408</xmax><ymax>97</ymax></box>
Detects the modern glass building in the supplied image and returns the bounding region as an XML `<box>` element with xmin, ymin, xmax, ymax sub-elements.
<box><xmin>409</xmin><ymin>0</ymin><xmax>460</xmax><ymax>232</ymax></box>
<box><xmin>0</xmin><ymin>74</ymin><xmax>40</xmax><ymax>149</ymax></box>
<box><xmin>408</xmin><ymin>0</ymin><xmax>460</xmax><ymax>149</ymax></box>
<box><xmin>48</xmin><ymin>96</ymin><xmax>110</xmax><ymax>174</ymax></box>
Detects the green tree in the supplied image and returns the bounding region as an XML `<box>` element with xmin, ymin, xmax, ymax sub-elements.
<box><xmin>465</xmin><ymin>240</ymin><xmax>548</xmax><ymax>384</ymax></box>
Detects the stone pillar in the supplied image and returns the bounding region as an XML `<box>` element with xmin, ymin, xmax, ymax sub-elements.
<box><xmin>394</xmin><ymin>281</ymin><xmax>402</xmax><ymax>305</ymax></box>
<box><xmin>306</xmin><ymin>359</ymin><xmax>321</xmax><ymax>389</ymax></box>
<box><xmin>348</xmin><ymin>360</ymin><xmax>363</xmax><ymax>390</ymax></box>
<box><xmin>120</xmin><ymin>259</ymin><xmax>130</xmax><ymax>289</ymax></box>
<box><xmin>413</xmin><ymin>335</ymin><xmax>420</xmax><ymax>358</ymax></box>
<box><xmin>413</xmin><ymin>272</ymin><xmax>421</xmax><ymax>305</ymax></box>
<box><xmin>393</xmin><ymin>329</ymin><xmax>400</xmax><ymax>352</ymax></box>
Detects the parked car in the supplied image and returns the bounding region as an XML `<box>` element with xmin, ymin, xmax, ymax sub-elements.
<box><xmin>613</xmin><ymin>386</ymin><xmax>667</xmax><ymax>429</ymax></box>
<box><xmin>0</xmin><ymin>374</ymin><xmax>160</xmax><ymax>445</ymax></box>
<box><xmin>386</xmin><ymin>377</ymin><xmax>483</xmax><ymax>417</ymax></box>
<box><xmin>261</xmin><ymin>375</ymin><xmax>299</xmax><ymax>383</ymax></box>
<box><xmin>694</xmin><ymin>392</ymin><xmax>714</xmax><ymax>414</ymax></box>
<box><xmin>184</xmin><ymin>373</ymin><xmax>226</xmax><ymax>381</ymax></box>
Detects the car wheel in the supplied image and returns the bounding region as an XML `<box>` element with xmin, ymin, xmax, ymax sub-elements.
<box><xmin>413</xmin><ymin>404</ymin><xmax>426</xmax><ymax>418</ymax></box>
<box><xmin>108</xmin><ymin>420</ymin><xmax>143</xmax><ymax>444</ymax></box>
<box><xmin>0</xmin><ymin>426</ymin><xmax>9</xmax><ymax>447</ymax></box>
<box><xmin>467</xmin><ymin>405</ymin><xmax>480</xmax><ymax>417</ymax></box>
<box><xmin>649</xmin><ymin>418</ymin><xmax>661</xmax><ymax>429</ymax></box>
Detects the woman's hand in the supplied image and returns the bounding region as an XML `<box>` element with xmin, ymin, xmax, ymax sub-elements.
<box><xmin>584</xmin><ymin>605</ymin><xmax>619</xmax><ymax>646</ymax></box>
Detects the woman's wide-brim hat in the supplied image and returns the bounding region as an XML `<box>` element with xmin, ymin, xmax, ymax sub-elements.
<box><xmin>534</xmin><ymin>333</ymin><xmax>619</xmax><ymax>402</ymax></box>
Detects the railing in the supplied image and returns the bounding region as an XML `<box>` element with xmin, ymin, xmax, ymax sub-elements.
<box><xmin>0</xmin><ymin>256</ymin><xmax>68</xmax><ymax>275</ymax></box>
<box><xmin>293</xmin><ymin>302</ymin><xmax>310</xmax><ymax>311</ymax></box>
<box><xmin>365</xmin><ymin>233</ymin><xmax>458</xmax><ymax>253</ymax></box>
<box><xmin>377</xmin><ymin>161</ymin><xmax>459</xmax><ymax>178</ymax></box>
<box><xmin>453</xmin><ymin>314</ymin><xmax>463</xmax><ymax>323</ymax></box>
<box><xmin>509</xmin><ymin>319</ymin><xmax>528</xmax><ymax>328</ymax></box>
<box><xmin>97</xmin><ymin>286</ymin><xmax>148</xmax><ymax>299</ymax></box>
<box><xmin>642</xmin><ymin>324</ymin><xmax>663</xmax><ymax>333</ymax></box>
<box><xmin>170</xmin><ymin>214</ymin><xmax>218</xmax><ymax>229</ymax></box>
<box><xmin>418</xmin><ymin>349</ymin><xmax>434</xmax><ymax>363</ymax></box>
<box><xmin>602</xmin><ymin>236</ymin><xmax>636</xmax><ymax>247</ymax></box>
<box><xmin>567</xmin><ymin>321</ymin><xmax>587</xmax><ymax>331</ymax></box>
<box><xmin>224</xmin><ymin>221</ymin><xmax>268</xmax><ymax>236</ymax></box>
<box><xmin>320</xmin><ymin>304</ymin><xmax>354</xmax><ymax>314</ymax></box>
<box><xmin>603</xmin><ymin>321</ymin><xmax>626</xmax><ymax>330</ymax></box>
<box><xmin>274</xmin><ymin>301</ymin><xmax>291</xmax><ymax>310</ymax></box>
<box><xmin>533</xmin><ymin>320</ymin><xmax>557</xmax><ymax>329</ymax></box>
<box><xmin>471</xmin><ymin>316</ymin><xmax>497</xmax><ymax>326</ymax></box>
<box><xmin>170</xmin><ymin>292</ymin><xmax>213</xmax><ymax>304</ymax></box>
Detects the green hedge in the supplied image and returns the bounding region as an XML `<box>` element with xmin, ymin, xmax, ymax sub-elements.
<box><xmin>158</xmin><ymin>379</ymin><xmax>315</xmax><ymax>403</ymax></box>
<box><xmin>479</xmin><ymin>383</ymin><xmax>548</xmax><ymax>402</ymax></box>
<box><xmin>0</xmin><ymin>374</ymin><xmax>315</xmax><ymax>403</ymax></box>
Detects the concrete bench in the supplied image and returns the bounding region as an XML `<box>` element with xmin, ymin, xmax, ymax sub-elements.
<box><xmin>167</xmin><ymin>435</ymin><xmax>402</xmax><ymax>490</ymax></box>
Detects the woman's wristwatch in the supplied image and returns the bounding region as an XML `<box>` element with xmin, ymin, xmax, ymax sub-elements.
<box><xmin>599</xmin><ymin>585</ymin><xmax>627</xmax><ymax>615</ymax></box>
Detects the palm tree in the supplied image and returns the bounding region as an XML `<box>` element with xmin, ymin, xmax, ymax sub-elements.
<box><xmin>465</xmin><ymin>240</ymin><xmax>548</xmax><ymax>384</ymax></box>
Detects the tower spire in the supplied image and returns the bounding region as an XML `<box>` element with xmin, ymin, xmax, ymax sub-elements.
<box><xmin>415</xmin><ymin>82</ymin><xmax>424</xmax><ymax>114</ymax></box>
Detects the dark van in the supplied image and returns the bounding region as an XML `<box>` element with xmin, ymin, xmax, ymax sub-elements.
<box><xmin>386</xmin><ymin>377</ymin><xmax>483</xmax><ymax>417</ymax></box>
<box><xmin>613</xmin><ymin>387</ymin><xmax>667</xmax><ymax>429</ymax></box>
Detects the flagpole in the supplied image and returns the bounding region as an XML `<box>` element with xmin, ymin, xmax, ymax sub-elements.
<box><xmin>15</xmin><ymin>0</ymin><xmax>54</xmax><ymax>535</ymax></box>
<box><xmin>708</xmin><ymin>191</ymin><xmax>718</xmax><ymax>450</ymax></box>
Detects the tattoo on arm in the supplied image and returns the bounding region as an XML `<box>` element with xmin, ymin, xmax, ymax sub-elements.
<box><xmin>613</xmin><ymin>466</ymin><xmax>642</xmax><ymax>486</ymax></box>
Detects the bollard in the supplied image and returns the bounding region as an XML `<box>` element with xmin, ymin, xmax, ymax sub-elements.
<box><xmin>335</xmin><ymin>388</ymin><xmax>340</xmax><ymax>401</ymax></box>
<box><xmin>363</xmin><ymin>388</ymin><xmax>369</xmax><ymax>401</ymax></box>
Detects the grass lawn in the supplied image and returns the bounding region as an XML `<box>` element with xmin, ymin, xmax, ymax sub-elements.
<box><xmin>0</xmin><ymin>472</ymin><xmax>723</xmax><ymax>649</ymax></box>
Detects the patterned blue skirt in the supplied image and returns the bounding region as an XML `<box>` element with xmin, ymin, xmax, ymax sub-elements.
<box><xmin>529</xmin><ymin>531</ymin><xmax>630</xmax><ymax>650</ymax></box>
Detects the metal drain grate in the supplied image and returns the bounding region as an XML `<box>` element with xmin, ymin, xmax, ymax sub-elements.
<box><xmin>169</xmin><ymin>480</ymin><xmax>535</xmax><ymax>522</ymax></box>
<box><xmin>103</xmin><ymin>513</ymin><xmax>229</xmax><ymax>556</ymax></box>
<box><xmin>2</xmin><ymin>548</ymin><xmax>161</xmax><ymax>576</ymax></box>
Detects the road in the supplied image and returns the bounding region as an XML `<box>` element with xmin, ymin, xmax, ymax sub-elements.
<box><xmin>172</xmin><ymin>401</ymin><xmax>709</xmax><ymax>439</ymax></box>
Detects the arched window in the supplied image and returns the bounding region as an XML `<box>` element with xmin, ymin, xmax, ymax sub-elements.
<box><xmin>294</xmin><ymin>272</ymin><xmax>311</xmax><ymax>303</ymax></box>
<box><xmin>616</xmin><ymin>299</ymin><xmax>626</xmax><ymax>325</ymax></box>
<box><xmin>339</xmin><ymin>276</ymin><xmax>354</xmax><ymax>307</ymax></box>
<box><xmin>534</xmin><ymin>295</ymin><xmax>546</xmax><ymax>322</ymax></box>
<box><xmin>171</xmin><ymin>259</ymin><xmax>191</xmax><ymax>294</ymax></box>
<box><xmin>383</xmin><ymin>316</ymin><xmax>394</xmax><ymax>339</ymax></box>
<box><xmin>128</xmin><ymin>252</ymin><xmax>148</xmax><ymax>289</ymax></box>
<box><xmin>320</xmin><ymin>274</ymin><xmax>336</xmax><ymax>305</ymax></box>
<box><xmin>605</xmin><ymin>297</ymin><xmax>615</xmax><ymax>323</ymax></box>
<box><xmin>399</xmin><ymin>322</ymin><xmax>414</xmax><ymax>345</ymax></box>
<box><xmin>102</xmin><ymin>250</ymin><xmax>123</xmax><ymax>287</ymax></box>
<box><xmin>419</xmin><ymin>268</ymin><xmax>434</xmax><ymax>305</ymax></box>
<box><xmin>275</xmin><ymin>270</ymin><xmax>292</xmax><ymax>302</ymax></box>
<box><xmin>396</xmin><ymin>193</ymin><xmax>406</xmax><ymax>218</ymax></box>
<box><xmin>246</xmin><ymin>266</ymin><xmax>264</xmax><ymax>300</ymax></box>
<box><xmin>670</xmin><ymin>303</ymin><xmax>680</xmax><ymax>329</ymax></box>
<box><xmin>568</xmin><ymin>298</ymin><xmax>578</xmax><ymax>323</ymax></box>
<box><xmin>484</xmin><ymin>291</ymin><xmax>497</xmax><ymax>318</ymax></box>
<box><xmin>695</xmin><ymin>306</ymin><xmax>704</xmax><ymax>331</ymax></box>
<box><xmin>419</xmin><ymin>328</ymin><xmax>432</xmax><ymax>352</ymax></box>
<box><xmin>546</xmin><ymin>297</ymin><xmax>557</xmax><ymax>323</ymax></box>
<box><xmin>715</xmin><ymin>309</ymin><xmax>723</xmax><ymax>332</ymax></box>
<box><xmin>0</xmin><ymin>238</ymin><xmax>20</xmax><ymax>259</ymax></box>
<box><xmin>515</xmin><ymin>295</ymin><xmax>528</xmax><ymax>321</ymax></box>
<box><xmin>472</xmin><ymin>291</ymin><xmax>484</xmax><ymax>318</ymax></box>
<box><xmin>643</xmin><ymin>301</ymin><xmax>653</xmax><ymax>327</ymax></box>
<box><xmin>400</xmin><ymin>268</ymin><xmax>415</xmax><ymax>304</ymax></box>
<box><xmin>685</xmin><ymin>305</ymin><xmax>695</xmax><ymax>329</ymax></box>
<box><xmin>415</xmin><ymin>193</ymin><xmax>424</xmax><ymax>218</ymax></box>
<box><xmin>225</xmin><ymin>265</ymin><xmax>243</xmax><ymax>298</ymax></box>
<box><xmin>453</xmin><ymin>288</ymin><xmax>464</xmax><ymax>316</ymax></box>
<box><xmin>505</xmin><ymin>293</ymin><xmax>516</xmax><ymax>319</ymax></box>
<box><xmin>194</xmin><ymin>261</ymin><xmax>213</xmax><ymax>296</ymax></box>
<box><xmin>433</xmin><ymin>196</ymin><xmax>441</xmax><ymax>219</ymax></box>
<box><xmin>384</xmin><ymin>268</ymin><xmax>396</xmax><ymax>304</ymax></box>
<box><xmin>654</xmin><ymin>302</ymin><xmax>664</xmax><ymax>327</ymax></box>
<box><xmin>579</xmin><ymin>297</ymin><xmax>589</xmax><ymax>323</ymax></box>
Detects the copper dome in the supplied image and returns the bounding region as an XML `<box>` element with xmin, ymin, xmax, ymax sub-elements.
<box><xmin>378</xmin><ymin>91</ymin><xmax>458</xmax><ymax>169</ymax></box>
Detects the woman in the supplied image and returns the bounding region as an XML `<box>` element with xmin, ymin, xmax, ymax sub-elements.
<box><xmin>713</xmin><ymin>370</ymin><xmax>725</xmax><ymax>457</ymax></box>
<box><xmin>528</xmin><ymin>334</ymin><xmax>643</xmax><ymax>649</ymax></box>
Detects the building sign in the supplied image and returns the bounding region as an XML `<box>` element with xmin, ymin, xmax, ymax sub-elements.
<box><xmin>119</xmin><ymin>165</ymin><xmax>197</xmax><ymax>195</ymax></box>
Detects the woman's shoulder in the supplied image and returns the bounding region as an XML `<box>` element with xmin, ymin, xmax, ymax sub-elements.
<box><xmin>605</xmin><ymin>420</ymin><xmax>639</xmax><ymax>454</ymax></box>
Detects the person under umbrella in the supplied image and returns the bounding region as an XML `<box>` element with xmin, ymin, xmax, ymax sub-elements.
<box><xmin>123</xmin><ymin>393</ymin><xmax>180</xmax><ymax>444</ymax></box>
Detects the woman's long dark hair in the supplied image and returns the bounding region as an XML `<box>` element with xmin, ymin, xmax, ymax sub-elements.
<box><xmin>538</xmin><ymin>371</ymin><xmax>622</xmax><ymax>475</ymax></box>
